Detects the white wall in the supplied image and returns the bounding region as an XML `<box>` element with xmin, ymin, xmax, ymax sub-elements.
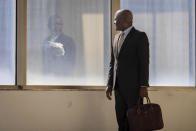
<box><xmin>0</xmin><ymin>88</ymin><xmax>196</xmax><ymax>131</ymax></box>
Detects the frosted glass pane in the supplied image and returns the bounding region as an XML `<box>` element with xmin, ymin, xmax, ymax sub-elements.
<box><xmin>0</xmin><ymin>0</ymin><xmax>16</xmax><ymax>85</ymax></box>
<box><xmin>27</xmin><ymin>0</ymin><xmax>110</xmax><ymax>85</ymax></box>
<box><xmin>121</xmin><ymin>0</ymin><xmax>195</xmax><ymax>86</ymax></box>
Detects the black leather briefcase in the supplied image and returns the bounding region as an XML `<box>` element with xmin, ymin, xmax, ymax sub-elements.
<box><xmin>127</xmin><ymin>96</ymin><xmax>164</xmax><ymax>131</ymax></box>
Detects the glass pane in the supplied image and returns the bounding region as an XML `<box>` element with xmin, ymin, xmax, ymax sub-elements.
<box><xmin>0</xmin><ymin>0</ymin><xmax>16</xmax><ymax>85</ymax></box>
<box><xmin>121</xmin><ymin>0</ymin><xmax>195</xmax><ymax>86</ymax></box>
<box><xmin>27</xmin><ymin>0</ymin><xmax>110</xmax><ymax>85</ymax></box>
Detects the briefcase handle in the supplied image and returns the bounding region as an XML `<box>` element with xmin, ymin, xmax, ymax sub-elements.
<box><xmin>136</xmin><ymin>96</ymin><xmax>152</xmax><ymax>114</ymax></box>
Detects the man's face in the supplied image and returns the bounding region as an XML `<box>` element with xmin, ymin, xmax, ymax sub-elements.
<box><xmin>50</xmin><ymin>18</ymin><xmax>63</xmax><ymax>34</ymax></box>
<box><xmin>114</xmin><ymin>12</ymin><xmax>124</xmax><ymax>31</ymax></box>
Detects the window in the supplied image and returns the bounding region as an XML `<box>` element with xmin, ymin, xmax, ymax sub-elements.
<box><xmin>121</xmin><ymin>0</ymin><xmax>195</xmax><ymax>86</ymax></box>
<box><xmin>1</xmin><ymin>0</ymin><xmax>195</xmax><ymax>89</ymax></box>
<box><xmin>0</xmin><ymin>0</ymin><xmax>16</xmax><ymax>85</ymax></box>
<box><xmin>27</xmin><ymin>0</ymin><xmax>111</xmax><ymax>85</ymax></box>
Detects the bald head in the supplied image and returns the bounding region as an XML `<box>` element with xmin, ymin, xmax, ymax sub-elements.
<box><xmin>48</xmin><ymin>15</ymin><xmax>63</xmax><ymax>35</ymax></box>
<box><xmin>114</xmin><ymin>9</ymin><xmax>133</xmax><ymax>31</ymax></box>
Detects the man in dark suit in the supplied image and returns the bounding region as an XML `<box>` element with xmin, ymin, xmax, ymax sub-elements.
<box><xmin>106</xmin><ymin>9</ymin><xmax>149</xmax><ymax>131</ymax></box>
<box><xmin>42</xmin><ymin>15</ymin><xmax>75</xmax><ymax>76</ymax></box>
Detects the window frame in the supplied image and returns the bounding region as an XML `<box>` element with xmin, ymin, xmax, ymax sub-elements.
<box><xmin>0</xmin><ymin>0</ymin><xmax>195</xmax><ymax>90</ymax></box>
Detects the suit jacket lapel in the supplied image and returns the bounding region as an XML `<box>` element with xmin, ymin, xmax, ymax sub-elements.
<box><xmin>118</xmin><ymin>27</ymin><xmax>136</xmax><ymax>58</ymax></box>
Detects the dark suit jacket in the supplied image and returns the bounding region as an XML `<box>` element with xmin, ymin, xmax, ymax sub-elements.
<box><xmin>42</xmin><ymin>33</ymin><xmax>75</xmax><ymax>76</ymax></box>
<box><xmin>107</xmin><ymin>27</ymin><xmax>149</xmax><ymax>93</ymax></box>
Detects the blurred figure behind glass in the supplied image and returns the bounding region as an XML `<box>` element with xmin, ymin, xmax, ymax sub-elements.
<box><xmin>42</xmin><ymin>15</ymin><xmax>75</xmax><ymax>76</ymax></box>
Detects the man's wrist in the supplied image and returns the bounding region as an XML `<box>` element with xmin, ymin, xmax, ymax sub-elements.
<box><xmin>107</xmin><ymin>86</ymin><xmax>113</xmax><ymax>89</ymax></box>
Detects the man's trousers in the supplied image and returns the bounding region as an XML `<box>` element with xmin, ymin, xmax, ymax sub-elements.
<box><xmin>114</xmin><ymin>79</ymin><xmax>141</xmax><ymax>131</ymax></box>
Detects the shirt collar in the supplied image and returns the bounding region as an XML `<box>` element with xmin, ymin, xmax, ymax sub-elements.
<box><xmin>121</xmin><ymin>25</ymin><xmax>133</xmax><ymax>40</ymax></box>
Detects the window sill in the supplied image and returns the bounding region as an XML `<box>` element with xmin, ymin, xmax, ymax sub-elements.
<box><xmin>0</xmin><ymin>85</ymin><xmax>195</xmax><ymax>91</ymax></box>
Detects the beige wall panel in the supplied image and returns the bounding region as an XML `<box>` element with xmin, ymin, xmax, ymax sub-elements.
<box><xmin>0</xmin><ymin>89</ymin><xmax>196</xmax><ymax>131</ymax></box>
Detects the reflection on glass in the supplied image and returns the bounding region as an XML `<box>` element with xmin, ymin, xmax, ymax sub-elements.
<box><xmin>27</xmin><ymin>0</ymin><xmax>110</xmax><ymax>85</ymax></box>
<box><xmin>42</xmin><ymin>15</ymin><xmax>75</xmax><ymax>76</ymax></box>
<box><xmin>0</xmin><ymin>0</ymin><xmax>15</xmax><ymax>85</ymax></box>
